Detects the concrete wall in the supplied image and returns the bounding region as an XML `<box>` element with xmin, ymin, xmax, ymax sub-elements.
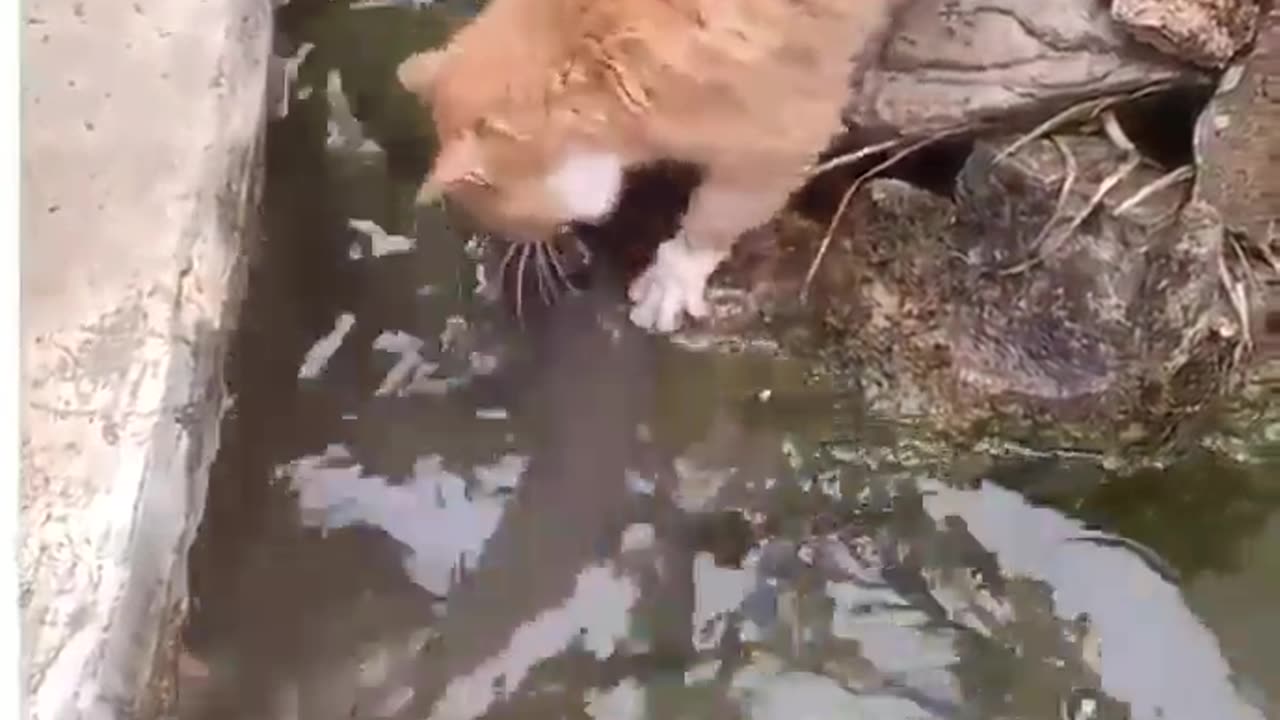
<box><xmin>20</xmin><ymin>0</ymin><xmax>271</xmax><ymax>716</ymax></box>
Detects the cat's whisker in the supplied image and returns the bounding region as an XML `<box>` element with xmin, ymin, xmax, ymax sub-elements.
<box><xmin>544</xmin><ymin>244</ymin><xmax>580</xmax><ymax>294</ymax></box>
<box><xmin>542</xmin><ymin>243</ymin><xmax>565</xmax><ymax>300</ymax></box>
<box><xmin>497</xmin><ymin>243</ymin><xmax>518</xmax><ymax>296</ymax></box>
<box><xmin>534</xmin><ymin>243</ymin><xmax>556</xmax><ymax>306</ymax></box>
<box><xmin>515</xmin><ymin>243</ymin><xmax>530</xmax><ymax>322</ymax></box>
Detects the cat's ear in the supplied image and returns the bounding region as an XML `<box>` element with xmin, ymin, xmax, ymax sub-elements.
<box><xmin>417</xmin><ymin>133</ymin><xmax>488</xmax><ymax>205</ymax></box>
<box><xmin>397</xmin><ymin>49</ymin><xmax>447</xmax><ymax>97</ymax></box>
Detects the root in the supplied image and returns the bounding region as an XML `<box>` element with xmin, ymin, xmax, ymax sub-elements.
<box><xmin>1260</xmin><ymin>220</ymin><xmax>1280</xmax><ymax>274</ymax></box>
<box><xmin>807</xmin><ymin>122</ymin><xmax>981</xmax><ymax>180</ymax></box>
<box><xmin>993</xmin><ymin>82</ymin><xmax>1173</xmax><ymax>164</ymax></box>
<box><xmin>1230</xmin><ymin>220</ymin><xmax>1280</xmax><ymax>277</ymax></box>
<box><xmin>1099</xmin><ymin>106</ymin><xmax>1137</xmax><ymax>155</ymax></box>
<box><xmin>1112</xmin><ymin>165</ymin><xmax>1194</xmax><ymax>219</ymax></box>
<box><xmin>800</xmin><ymin>83</ymin><xmax>1177</xmax><ymax>296</ymax></box>
<box><xmin>998</xmin><ymin>135</ymin><xmax>1078</xmax><ymax>275</ymax></box>
<box><xmin>807</xmin><ymin>137</ymin><xmax>906</xmax><ymax>178</ymax></box>
<box><xmin>1220</xmin><ymin>233</ymin><xmax>1254</xmax><ymax>352</ymax></box>
<box><xmin>999</xmin><ymin>111</ymin><xmax>1143</xmax><ymax>276</ymax></box>
<box><xmin>1054</xmin><ymin>112</ymin><xmax>1143</xmax><ymax>244</ymax></box>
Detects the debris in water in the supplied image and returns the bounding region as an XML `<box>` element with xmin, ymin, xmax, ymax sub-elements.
<box><xmin>325</xmin><ymin>69</ymin><xmax>384</xmax><ymax>155</ymax></box>
<box><xmin>624</xmin><ymin>470</ymin><xmax>656</xmax><ymax>496</ymax></box>
<box><xmin>469</xmin><ymin>351</ymin><xmax>499</xmax><ymax>376</ymax></box>
<box><xmin>472</xmin><ymin>454</ymin><xmax>528</xmax><ymax>494</ymax></box>
<box><xmin>372</xmin><ymin>330</ymin><xmax>424</xmax><ymax>355</ymax></box>
<box><xmin>348</xmin><ymin>218</ymin><xmax>416</xmax><ymax>257</ymax></box>
<box><xmin>440</xmin><ymin>315</ymin><xmax>469</xmax><ymax>353</ymax></box>
<box><xmin>372</xmin><ymin>330</ymin><xmax>428</xmax><ymax>397</ymax></box>
<box><xmin>620</xmin><ymin>523</ymin><xmax>656</xmax><ymax>552</ymax></box>
<box><xmin>474</xmin><ymin>262</ymin><xmax>495</xmax><ymax>300</ymax></box>
<box><xmin>1061</xmin><ymin>688</ymin><xmax>1103</xmax><ymax>720</ymax></box>
<box><xmin>268</xmin><ymin>42</ymin><xmax>314</xmax><ymax>119</ymax></box>
<box><xmin>1066</xmin><ymin>533</ymin><xmax>1181</xmax><ymax>583</ymax></box>
<box><xmin>404</xmin><ymin>366</ymin><xmax>457</xmax><ymax>396</ymax></box>
<box><xmin>298</xmin><ymin>312</ymin><xmax>355</xmax><ymax>379</ymax></box>
<box><xmin>463</xmin><ymin>233</ymin><xmax>488</xmax><ymax>260</ymax></box>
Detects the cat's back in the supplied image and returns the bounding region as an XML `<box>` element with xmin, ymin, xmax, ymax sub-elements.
<box><xmin>431</xmin><ymin>0</ymin><xmax>911</xmax><ymax>159</ymax></box>
<box><xmin>442</xmin><ymin>0</ymin><xmax>883</xmax><ymax>82</ymax></box>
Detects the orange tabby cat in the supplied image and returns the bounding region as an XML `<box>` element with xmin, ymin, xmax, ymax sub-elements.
<box><xmin>399</xmin><ymin>0</ymin><xmax>911</xmax><ymax>332</ymax></box>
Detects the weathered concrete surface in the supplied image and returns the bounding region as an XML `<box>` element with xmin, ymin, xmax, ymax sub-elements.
<box><xmin>1113</xmin><ymin>0</ymin><xmax>1261</xmax><ymax>69</ymax></box>
<box><xmin>846</xmin><ymin>0</ymin><xmax>1207</xmax><ymax>136</ymax></box>
<box><xmin>20</xmin><ymin>0</ymin><xmax>270</xmax><ymax>716</ymax></box>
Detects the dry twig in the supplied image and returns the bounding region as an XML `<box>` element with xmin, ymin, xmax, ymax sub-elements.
<box><xmin>999</xmin><ymin>111</ymin><xmax>1143</xmax><ymax>276</ymax></box>
<box><xmin>999</xmin><ymin>135</ymin><xmax>1078</xmax><ymax>274</ymax></box>
<box><xmin>1220</xmin><ymin>235</ymin><xmax>1253</xmax><ymax>352</ymax></box>
<box><xmin>1112</xmin><ymin>165</ymin><xmax>1194</xmax><ymax>219</ymax></box>
<box><xmin>993</xmin><ymin>82</ymin><xmax>1173</xmax><ymax>164</ymax></box>
<box><xmin>800</xmin><ymin>133</ymin><xmax>950</xmax><ymax>300</ymax></box>
<box><xmin>799</xmin><ymin>84</ymin><xmax>1175</xmax><ymax>296</ymax></box>
<box><xmin>1258</xmin><ymin>221</ymin><xmax>1280</xmax><ymax>275</ymax></box>
<box><xmin>807</xmin><ymin>137</ymin><xmax>907</xmax><ymax>178</ymax></box>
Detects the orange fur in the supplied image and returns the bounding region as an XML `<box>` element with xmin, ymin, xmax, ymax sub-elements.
<box><xmin>400</xmin><ymin>0</ymin><xmax>912</xmax><ymax>329</ymax></box>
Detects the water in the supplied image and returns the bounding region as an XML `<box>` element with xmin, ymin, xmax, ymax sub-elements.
<box><xmin>180</xmin><ymin>2</ymin><xmax>1280</xmax><ymax>718</ymax></box>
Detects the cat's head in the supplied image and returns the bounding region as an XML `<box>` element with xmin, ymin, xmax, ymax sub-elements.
<box><xmin>398</xmin><ymin>50</ymin><xmax>624</xmax><ymax>244</ymax></box>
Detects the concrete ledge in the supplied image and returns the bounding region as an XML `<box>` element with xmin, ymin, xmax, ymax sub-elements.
<box><xmin>20</xmin><ymin>0</ymin><xmax>271</xmax><ymax>717</ymax></box>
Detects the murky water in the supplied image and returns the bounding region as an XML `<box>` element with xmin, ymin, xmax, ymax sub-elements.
<box><xmin>180</xmin><ymin>3</ymin><xmax>1280</xmax><ymax>719</ymax></box>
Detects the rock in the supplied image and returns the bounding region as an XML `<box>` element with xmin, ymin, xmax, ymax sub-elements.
<box><xmin>1112</xmin><ymin>0</ymin><xmax>1261</xmax><ymax>69</ymax></box>
<box><xmin>847</xmin><ymin>0</ymin><xmax>1207</xmax><ymax>137</ymax></box>
<box><xmin>1191</xmin><ymin>4</ymin><xmax>1280</xmax><ymax>364</ymax></box>
<box><xmin>21</xmin><ymin>0</ymin><xmax>269</xmax><ymax>716</ymax></box>
<box><xmin>698</xmin><ymin>131</ymin><xmax>1251</xmax><ymax>455</ymax></box>
<box><xmin>1192</xmin><ymin>6</ymin><xmax>1280</xmax><ymax>258</ymax></box>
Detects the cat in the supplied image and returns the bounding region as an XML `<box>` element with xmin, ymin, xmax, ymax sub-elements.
<box><xmin>398</xmin><ymin>0</ymin><xmax>912</xmax><ymax>333</ymax></box>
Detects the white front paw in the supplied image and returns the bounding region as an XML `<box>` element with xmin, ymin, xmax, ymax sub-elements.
<box><xmin>627</xmin><ymin>238</ymin><xmax>726</xmax><ymax>333</ymax></box>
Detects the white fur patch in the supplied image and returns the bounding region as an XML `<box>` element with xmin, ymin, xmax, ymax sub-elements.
<box><xmin>546</xmin><ymin>150</ymin><xmax>624</xmax><ymax>221</ymax></box>
<box><xmin>627</xmin><ymin>237</ymin><xmax>727</xmax><ymax>333</ymax></box>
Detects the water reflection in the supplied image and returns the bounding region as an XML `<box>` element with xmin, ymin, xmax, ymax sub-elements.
<box><xmin>181</xmin><ymin>1</ymin><xmax>1280</xmax><ymax>719</ymax></box>
<box><xmin>922</xmin><ymin>480</ymin><xmax>1266</xmax><ymax>720</ymax></box>
<box><xmin>287</xmin><ymin>447</ymin><xmax>519</xmax><ymax>596</ymax></box>
<box><xmin>255</xmin><ymin>336</ymin><xmax>1277</xmax><ymax>720</ymax></box>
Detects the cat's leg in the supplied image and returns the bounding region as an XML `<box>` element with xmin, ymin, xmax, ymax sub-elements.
<box><xmin>628</xmin><ymin>175</ymin><xmax>795</xmax><ymax>333</ymax></box>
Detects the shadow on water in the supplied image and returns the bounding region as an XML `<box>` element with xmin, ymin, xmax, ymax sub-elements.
<box><xmin>181</xmin><ymin>2</ymin><xmax>1280</xmax><ymax>719</ymax></box>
